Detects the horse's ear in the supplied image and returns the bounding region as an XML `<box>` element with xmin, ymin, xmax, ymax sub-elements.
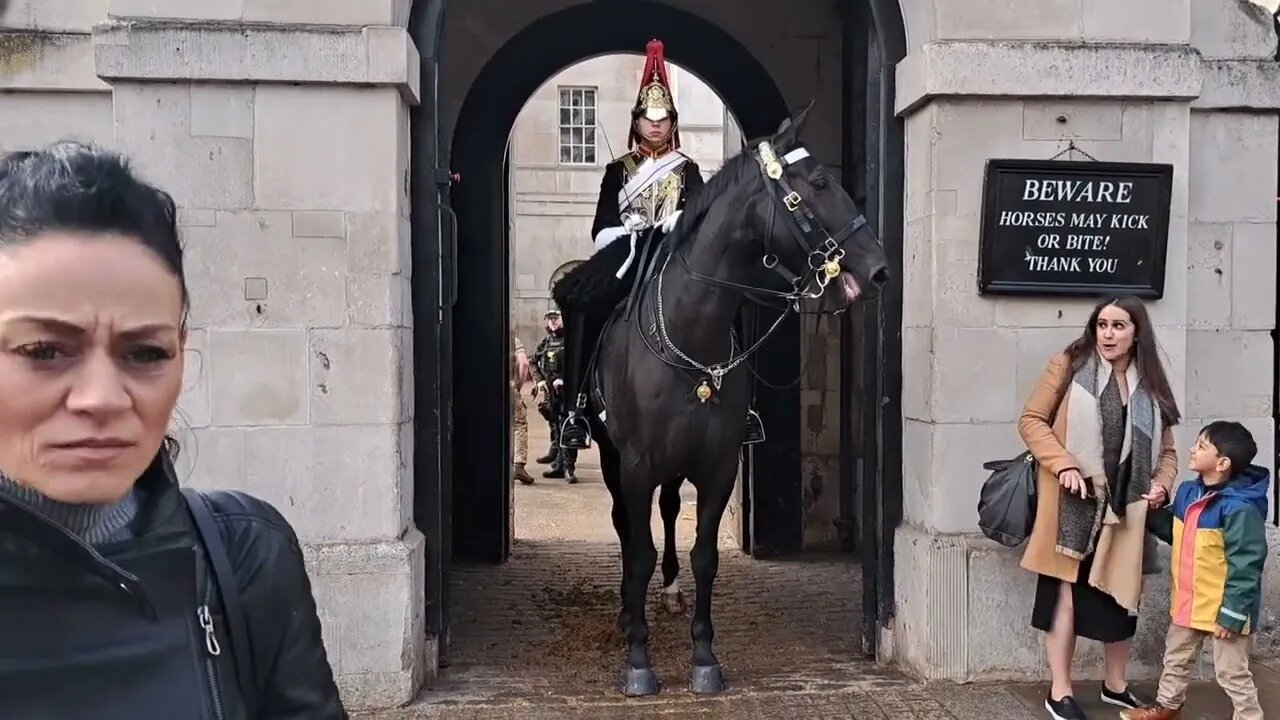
<box><xmin>774</xmin><ymin>100</ymin><xmax>815</xmax><ymax>150</ymax></box>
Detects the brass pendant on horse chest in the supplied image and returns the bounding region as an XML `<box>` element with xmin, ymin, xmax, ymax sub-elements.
<box><xmin>695</xmin><ymin>379</ymin><xmax>714</xmax><ymax>404</ymax></box>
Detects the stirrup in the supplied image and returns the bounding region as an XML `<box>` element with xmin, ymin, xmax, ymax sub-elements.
<box><xmin>560</xmin><ymin>413</ymin><xmax>592</xmax><ymax>450</ymax></box>
<box><xmin>742</xmin><ymin>409</ymin><xmax>766</xmax><ymax>445</ymax></box>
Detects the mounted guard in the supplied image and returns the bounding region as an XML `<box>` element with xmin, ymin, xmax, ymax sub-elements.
<box><xmin>555</xmin><ymin>38</ymin><xmax>765</xmax><ymax>450</ymax></box>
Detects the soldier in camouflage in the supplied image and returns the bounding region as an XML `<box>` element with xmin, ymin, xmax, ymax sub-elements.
<box><xmin>531</xmin><ymin>308</ymin><xmax>577</xmax><ymax>483</ymax></box>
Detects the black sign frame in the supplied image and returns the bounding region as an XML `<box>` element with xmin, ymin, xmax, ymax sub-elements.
<box><xmin>976</xmin><ymin>158</ymin><xmax>1174</xmax><ymax>299</ymax></box>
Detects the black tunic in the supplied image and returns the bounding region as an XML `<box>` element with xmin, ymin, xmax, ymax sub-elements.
<box><xmin>554</xmin><ymin>151</ymin><xmax>704</xmax><ymax>313</ymax></box>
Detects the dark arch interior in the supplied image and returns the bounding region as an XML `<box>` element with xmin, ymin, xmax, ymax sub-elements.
<box><xmin>446</xmin><ymin>0</ymin><xmax>800</xmax><ymax>568</ymax></box>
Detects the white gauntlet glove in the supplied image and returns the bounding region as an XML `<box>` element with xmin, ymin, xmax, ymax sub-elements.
<box><xmin>593</xmin><ymin>226</ymin><xmax>629</xmax><ymax>250</ymax></box>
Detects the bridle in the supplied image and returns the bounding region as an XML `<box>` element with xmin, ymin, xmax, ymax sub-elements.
<box><xmin>641</xmin><ymin>140</ymin><xmax>876</xmax><ymax>390</ymax></box>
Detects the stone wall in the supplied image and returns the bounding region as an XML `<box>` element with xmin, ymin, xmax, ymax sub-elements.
<box><xmin>891</xmin><ymin>0</ymin><xmax>1279</xmax><ymax>681</ymax></box>
<box><xmin>93</xmin><ymin>3</ymin><xmax>424</xmax><ymax>709</ymax></box>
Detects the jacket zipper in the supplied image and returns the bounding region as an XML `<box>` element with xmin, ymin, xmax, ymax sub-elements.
<box><xmin>198</xmin><ymin>582</ymin><xmax>226</xmax><ymax>720</ymax></box>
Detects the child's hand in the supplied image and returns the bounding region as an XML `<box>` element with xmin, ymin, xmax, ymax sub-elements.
<box><xmin>1213</xmin><ymin>624</ymin><xmax>1237</xmax><ymax>640</ymax></box>
<box><xmin>1142</xmin><ymin>483</ymin><xmax>1169</xmax><ymax>508</ymax></box>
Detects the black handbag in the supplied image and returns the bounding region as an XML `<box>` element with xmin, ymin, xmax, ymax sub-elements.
<box><xmin>977</xmin><ymin>451</ymin><xmax>1039</xmax><ymax>547</ymax></box>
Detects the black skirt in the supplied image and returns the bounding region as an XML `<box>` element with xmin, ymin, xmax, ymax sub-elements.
<box><xmin>1031</xmin><ymin>550</ymin><xmax>1138</xmax><ymax>643</ymax></box>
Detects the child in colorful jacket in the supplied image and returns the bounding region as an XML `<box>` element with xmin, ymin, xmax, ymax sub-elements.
<box><xmin>1123</xmin><ymin>420</ymin><xmax>1269</xmax><ymax>720</ymax></box>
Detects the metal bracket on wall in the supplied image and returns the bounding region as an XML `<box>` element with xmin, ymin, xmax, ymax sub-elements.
<box><xmin>433</xmin><ymin>169</ymin><xmax>461</xmax><ymax>186</ymax></box>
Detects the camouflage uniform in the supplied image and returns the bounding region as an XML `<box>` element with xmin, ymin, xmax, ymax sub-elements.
<box><xmin>511</xmin><ymin>334</ymin><xmax>529</xmax><ymax>469</ymax></box>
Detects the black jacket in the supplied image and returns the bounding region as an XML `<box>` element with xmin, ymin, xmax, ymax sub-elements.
<box><xmin>590</xmin><ymin>151</ymin><xmax>704</xmax><ymax>241</ymax></box>
<box><xmin>0</xmin><ymin>453</ymin><xmax>346</xmax><ymax>720</ymax></box>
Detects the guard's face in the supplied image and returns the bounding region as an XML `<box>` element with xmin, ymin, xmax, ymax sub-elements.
<box><xmin>547</xmin><ymin>316</ymin><xmax>562</xmax><ymax>332</ymax></box>
<box><xmin>635</xmin><ymin>117</ymin><xmax>673</xmax><ymax>146</ymax></box>
<box><xmin>0</xmin><ymin>232</ymin><xmax>186</xmax><ymax>504</ymax></box>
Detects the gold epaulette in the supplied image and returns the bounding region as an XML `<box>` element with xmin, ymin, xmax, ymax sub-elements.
<box><xmin>618</xmin><ymin>152</ymin><xmax>638</xmax><ymax>178</ymax></box>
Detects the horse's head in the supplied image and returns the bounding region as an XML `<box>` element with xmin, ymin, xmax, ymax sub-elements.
<box><xmin>748</xmin><ymin>105</ymin><xmax>890</xmax><ymax>310</ymax></box>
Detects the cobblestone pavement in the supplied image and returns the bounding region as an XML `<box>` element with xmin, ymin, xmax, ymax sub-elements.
<box><xmin>359</xmin><ymin>418</ymin><xmax>1279</xmax><ymax>719</ymax></box>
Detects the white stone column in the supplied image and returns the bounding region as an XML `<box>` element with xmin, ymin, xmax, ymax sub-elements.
<box><xmin>94</xmin><ymin>2</ymin><xmax>425</xmax><ymax>708</ymax></box>
<box><xmin>889</xmin><ymin>0</ymin><xmax>1278</xmax><ymax>681</ymax></box>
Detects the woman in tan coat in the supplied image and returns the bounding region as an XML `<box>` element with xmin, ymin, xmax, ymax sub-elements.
<box><xmin>1018</xmin><ymin>296</ymin><xmax>1181</xmax><ymax>720</ymax></box>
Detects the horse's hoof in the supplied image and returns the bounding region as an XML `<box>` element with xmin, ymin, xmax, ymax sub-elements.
<box><xmin>690</xmin><ymin>664</ymin><xmax>725</xmax><ymax>694</ymax></box>
<box><xmin>661</xmin><ymin>589</ymin><xmax>686</xmax><ymax>615</ymax></box>
<box><xmin>621</xmin><ymin>666</ymin><xmax>659</xmax><ymax>697</ymax></box>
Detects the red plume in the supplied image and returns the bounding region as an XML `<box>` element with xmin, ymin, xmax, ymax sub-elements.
<box><xmin>640</xmin><ymin>39</ymin><xmax>671</xmax><ymax>88</ymax></box>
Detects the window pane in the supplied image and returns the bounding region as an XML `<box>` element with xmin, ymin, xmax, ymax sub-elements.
<box><xmin>572</xmin><ymin>146</ymin><xmax>584</xmax><ymax>164</ymax></box>
<box><xmin>559</xmin><ymin>127</ymin><xmax>571</xmax><ymax>145</ymax></box>
<box><xmin>584</xmin><ymin>146</ymin><xmax>596</xmax><ymax>164</ymax></box>
<box><xmin>571</xmin><ymin>90</ymin><xmax>582</xmax><ymax>108</ymax></box>
<box><xmin>585</xmin><ymin>128</ymin><xmax>596</xmax><ymax>147</ymax></box>
<box><xmin>583</xmin><ymin>89</ymin><xmax>596</xmax><ymax>107</ymax></box>
<box><xmin>560</xmin><ymin>146</ymin><xmax>572</xmax><ymax>163</ymax></box>
<box><xmin>559</xmin><ymin>108</ymin><xmax>570</xmax><ymax>126</ymax></box>
<box><xmin>584</xmin><ymin>108</ymin><xmax>595</xmax><ymax>126</ymax></box>
<box><xmin>571</xmin><ymin>127</ymin><xmax>583</xmax><ymax>145</ymax></box>
<box><xmin>571</xmin><ymin>107</ymin><xmax>582</xmax><ymax>125</ymax></box>
<box><xmin>559</xmin><ymin>89</ymin><xmax>571</xmax><ymax>107</ymax></box>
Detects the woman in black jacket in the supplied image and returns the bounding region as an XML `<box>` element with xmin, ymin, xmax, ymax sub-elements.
<box><xmin>0</xmin><ymin>142</ymin><xmax>346</xmax><ymax>720</ymax></box>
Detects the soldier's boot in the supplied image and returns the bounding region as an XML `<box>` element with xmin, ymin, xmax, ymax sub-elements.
<box><xmin>564</xmin><ymin>449</ymin><xmax>579</xmax><ymax>484</ymax></box>
<box><xmin>542</xmin><ymin>461</ymin><xmax>565</xmax><ymax>479</ymax></box>
<box><xmin>559</xmin><ymin>310</ymin><xmax>598</xmax><ymax>450</ymax></box>
<box><xmin>536</xmin><ymin>448</ymin><xmax>557</xmax><ymax>465</ymax></box>
<box><xmin>743</xmin><ymin>408</ymin><xmax>766</xmax><ymax>445</ymax></box>
<box><xmin>536</xmin><ymin>404</ymin><xmax>558</xmax><ymax>464</ymax></box>
<box><xmin>514</xmin><ymin>463</ymin><xmax>535</xmax><ymax>485</ymax></box>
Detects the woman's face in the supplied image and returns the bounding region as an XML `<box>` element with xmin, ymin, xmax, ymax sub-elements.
<box><xmin>0</xmin><ymin>232</ymin><xmax>185</xmax><ymax>504</ymax></box>
<box><xmin>1095</xmin><ymin>303</ymin><xmax>1136</xmax><ymax>364</ymax></box>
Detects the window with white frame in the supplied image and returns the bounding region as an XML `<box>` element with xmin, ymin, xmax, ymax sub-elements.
<box><xmin>558</xmin><ymin>87</ymin><xmax>597</xmax><ymax>165</ymax></box>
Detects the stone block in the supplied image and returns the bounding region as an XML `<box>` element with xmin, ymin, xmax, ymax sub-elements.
<box><xmin>894</xmin><ymin>528</ymin><xmax>1189</xmax><ymax>681</ymax></box>
<box><xmin>801</xmin><ymin>454</ymin><xmax>840</xmax><ymax>549</ymax></box>
<box><xmin>933</xmin><ymin>237</ymin><xmax>994</xmax><ymax>327</ymax></box>
<box><xmin>904</xmin><ymin>104</ymin><xmax>935</xmax><ymax>222</ymax></box>
<box><xmin>901</xmin><ymin>217</ymin><xmax>933</xmax><ymax>328</ymax></box>
<box><xmin>107</xmin><ymin>0</ymin><xmax>241</xmax><ymax>21</ymax></box>
<box><xmin>934</xmin><ymin>0</ymin><xmax>1081</xmax><ymax>43</ymax></box>
<box><xmin>1194</xmin><ymin>60</ymin><xmax>1280</xmax><ymax>110</ymax></box>
<box><xmin>1191</xmin><ymin>0</ymin><xmax>1279</xmax><ymax>59</ymax></box>
<box><xmin>112</xmin><ymin>83</ymin><xmax>252</xmax><ymax>209</ymax></box>
<box><xmin>178</xmin><ymin>208</ymin><xmax>216</xmax><ymax>227</ymax></box>
<box><xmin>255</xmin><ymin>86</ymin><xmax>403</xmax><ymax>213</ymax></box>
<box><xmin>1014</xmin><ymin>328</ymin><xmax>1079</xmax><ymax>406</ymax></box>
<box><xmin>182</xmin><ymin>211</ymin><xmax>347</xmax><ymax>329</ymax></box>
<box><xmin>901</xmin><ymin>420</ymin><xmax>934</xmax><ymax>529</ymax></box>
<box><xmin>93</xmin><ymin>23</ymin><xmax>420</xmax><ymax>103</ymax></box>
<box><xmin>896</xmin><ymin>43</ymin><xmax>1201</xmax><ymax>116</ymax></box>
<box><xmin>293</xmin><ymin>211</ymin><xmax>345</xmax><ymax>239</ymax></box>
<box><xmin>931</xmin><ymin>423</ymin><xmax>1023</xmax><ymax>533</ymax></box>
<box><xmin>1186</xmin><ymin>223</ymin><xmax>1233</xmax><ymax>329</ymax></box>
<box><xmin>0</xmin><ymin>91</ymin><xmax>113</xmax><ymax>154</ymax></box>
<box><xmin>1230</xmin><ymin>222</ymin><xmax>1277</xmax><ymax>330</ymax></box>
<box><xmin>4</xmin><ymin>0</ymin><xmax>108</xmax><ymax>31</ymax></box>
<box><xmin>347</xmin><ymin>212</ymin><xmax>412</xmax><ymax>275</ymax></box>
<box><xmin>304</xmin><ymin>531</ymin><xmax>426</xmax><ymax>708</ymax></box>
<box><xmin>1081</xmin><ymin>0</ymin><xmax>1190</xmax><ymax>43</ymax></box>
<box><xmin>177</xmin><ymin>329</ymin><xmax>210</xmax><ymax>430</ymax></box>
<box><xmin>0</xmin><ymin>33</ymin><xmax>106</xmax><ymax>94</ymax></box>
<box><xmin>189</xmin><ymin>85</ymin><xmax>253</xmax><ymax>139</ymax></box>
<box><xmin>309</xmin><ymin>329</ymin><xmax>410</xmax><ymax>426</ymax></box>
<box><xmin>347</xmin><ymin>274</ymin><xmax>411</xmax><ymax>328</ymax></box>
<box><xmin>1022</xmin><ymin>100</ymin><xmax>1122</xmax><ymax>141</ymax></box>
<box><xmin>1189</xmin><ymin>112</ymin><xmax>1279</xmax><ymax>223</ymax></box>
<box><xmin>930</xmin><ymin>327</ymin><xmax>1019</xmax><ymax>423</ymax></box>
<box><xmin>242</xmin><ymin>0</ymin><xmax>411</xmax><ymax>27</ymax></box>
<box><xmin>171</xmin><ymin>426</ymin><xmax>246</xmax><ymax>492</ymax></box>
<box><xmin>993</xmin><ymin>296</ymin><xmax>1097</xmax><ymax>328</ymax></box>
<box><xmin>207</xmin><ymin>329</ymin><xmax>309</xmax><ymax>426</ymax></box>
<box><xmin>1186</xmin><ymin>329</ymin><xmax>1274</xmax><ymax>419</ymax></box>
<box><xmin>242</xmin><ymin>424</ymin><xmax>409</xmax><ymax>541</ymax></box>
<box><xmin>931</xmin><ymin>100</ymin><xmax>1028</xmax><ymax>216</ymax></box>
<box><xmin>901</xmin><ymin>327</ymin><xmax>932</xmax><ymax>421</ymax></box>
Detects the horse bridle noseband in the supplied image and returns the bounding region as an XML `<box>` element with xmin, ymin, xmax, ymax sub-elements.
<box><xmin>643</xmin><ymin>141</ymin><xmax>872</xmax><ymax>390</ymax></box>
<box><xmin>754</xmin><ymin>141</ymin><xmax>870</xmax><ymax>300</ymax></box>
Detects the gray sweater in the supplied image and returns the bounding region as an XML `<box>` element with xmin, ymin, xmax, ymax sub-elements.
<box><xmin>0</xmin><ymin>474</ymin><xmax>139</xmax><ymax>545</ymax></box>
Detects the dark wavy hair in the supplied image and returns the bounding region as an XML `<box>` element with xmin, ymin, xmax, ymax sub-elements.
<box><xmin>0</xmin><ymin>141</ymin><xmax>190</xmax><ymax>459</ymax></box>
<box><xmin>0</xmin><ymin>140</ymin><xmax>188</xmax><ymax>311</ymax></box>
<box><xmin>1062</xmin><ymin>295</ymin><xmax>1180</xmax><ymax>427</ymax></box>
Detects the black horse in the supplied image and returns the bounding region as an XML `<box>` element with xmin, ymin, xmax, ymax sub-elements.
<box><xmin>555</xmin><ymin>107</ymin><xmax>889</xmax><ymax>697</ymax></box>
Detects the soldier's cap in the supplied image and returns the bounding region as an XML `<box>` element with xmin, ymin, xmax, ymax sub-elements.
<box><xmin>543</xmin><ymin>309</ymin><xmax>561</xmax><ymax>318</ymax></box>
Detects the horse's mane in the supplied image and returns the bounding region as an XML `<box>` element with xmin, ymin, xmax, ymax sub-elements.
<box><xmin>665</xmin><ymin>136</ymin><xmax>771</xmax><ymax>249</ymax></box>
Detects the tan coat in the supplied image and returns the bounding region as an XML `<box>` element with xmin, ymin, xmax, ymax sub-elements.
<box><xmin>1018</xmin><ymin>353</ymin><xmax>1178</xmax><ymax>599</ymax></box>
